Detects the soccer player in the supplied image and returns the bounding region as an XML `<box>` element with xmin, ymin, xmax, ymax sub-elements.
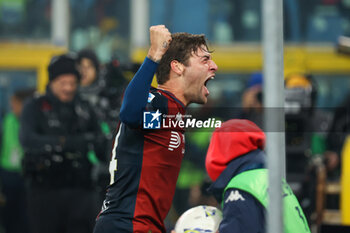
<box><xmin>93</xmin><ymin>25</ymin><xmax>218</xmax><ymax>233</ymax></box>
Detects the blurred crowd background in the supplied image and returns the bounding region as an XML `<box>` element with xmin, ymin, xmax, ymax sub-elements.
<box><xmin>1</xmin><ymin>0</ymin><xmax>350</xmax><ymax>233</ymax></box>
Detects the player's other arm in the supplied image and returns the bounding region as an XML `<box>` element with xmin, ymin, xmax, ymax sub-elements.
<box><xmin>119</xmin><ymin>25</ymin><xmax>171</xmax><ymax>126</ymax></box>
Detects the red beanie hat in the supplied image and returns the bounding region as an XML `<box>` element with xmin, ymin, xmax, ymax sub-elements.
<box><xmin>205</xmin><ymin>119</ymin><xmax>266</xmax><ymax>182</ymax></box>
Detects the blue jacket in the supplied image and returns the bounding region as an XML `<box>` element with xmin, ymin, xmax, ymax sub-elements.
<box><xmin>208</xmin><ymin>149</ymin><xmax>266</xmax><ymax>233</ymax></box>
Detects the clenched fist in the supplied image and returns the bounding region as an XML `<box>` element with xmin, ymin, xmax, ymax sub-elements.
<box><xmin>147</xmin><ymin>25</ymin><xmax>172</xmax><ymax>63</ymax></box>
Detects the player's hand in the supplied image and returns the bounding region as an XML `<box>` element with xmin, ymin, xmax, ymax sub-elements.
<box><xmin>147</xmin><ymin>25</ymin><xmax>172</xmax><ymax>63</ymax></box>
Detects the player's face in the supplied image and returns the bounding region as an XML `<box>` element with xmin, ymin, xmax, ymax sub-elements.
<box><xmin>183</xmin><ymin>45</ymin><xmax>218</xmax><ymax>105</ymax></box>
<box><xmin>50</xmin><ymin>74</ymin><xmax>78</xmax><ymax>102</ymax></box>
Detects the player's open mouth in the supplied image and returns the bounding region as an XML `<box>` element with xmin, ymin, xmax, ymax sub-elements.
<box><xmin>204</xmin><ymin>76</ymin><xmax>215</xmax><ymax>95</ymax></box>
<box><xmin>204</xmin><ymin>76</ymin><xmax>215</xmax><ymax>87</ymax></box>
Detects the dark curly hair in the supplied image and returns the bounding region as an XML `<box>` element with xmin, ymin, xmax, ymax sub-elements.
<box><xmin>156</xmin><ymin>33</ymin><xmax>210</xmax><ymax>85</ymax></box>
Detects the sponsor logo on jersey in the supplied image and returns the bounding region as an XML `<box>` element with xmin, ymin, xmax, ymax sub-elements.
<box><xmin>168</xmin><ymin>131</ymin><xmax>181</xmax><ymax>151</ymax></box>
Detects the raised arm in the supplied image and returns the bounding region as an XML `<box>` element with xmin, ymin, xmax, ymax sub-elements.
<box><xmin>119</xmin><ymin>25</ymin><xmax>172</xmax><ymax>126</ymax></box>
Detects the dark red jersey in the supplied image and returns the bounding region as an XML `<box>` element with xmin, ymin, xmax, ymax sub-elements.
<box><xmin>97</xmin><ymin>88</ymin><xmax>186</xmax><ymax>233</ymax></box>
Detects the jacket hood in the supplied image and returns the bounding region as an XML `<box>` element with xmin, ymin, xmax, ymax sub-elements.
<box><xmin>207</xmin><ymin>149</ymin><xmax>265</xmax><ymax>203</ymax></box>
<box><xmin>205</xmin><ymin>119</ymin><xmax>265</xmax><ymax>182</ymax></box>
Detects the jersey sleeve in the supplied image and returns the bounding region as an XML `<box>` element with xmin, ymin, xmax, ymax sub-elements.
<box><xmin>119</xmin><ymin>57</ymin><xmax>158</xmax><ymax>127</ymax></box>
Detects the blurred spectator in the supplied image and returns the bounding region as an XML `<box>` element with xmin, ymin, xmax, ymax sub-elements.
<box><xmin>326</xmin><ymin>35</ymin><xmax>350</xmax><ymax>173</ymax></box>
<box><xmin>285</xmin><ymin>73</ymin><xmax>318</xmax><ymax>177</ymax></box>
<box><xmin>77</xmin><ymin>49</ymin><xmax>129</xmax><ymax>131</ymax></box>
<box><xmin>284</xmin><ymin>73</ymin><xmax>332</xmax><ymax>171</ymax></box>
<box><xmin>284</xmin><ymin>73</ymin><xmax>332</xmax><ymax>221</ymax></box>
<box><xmin>102</xmin><ymin>56</ymin><xmax>130</xmax><ymax>126</ymax></box>
<box><xmin>0</xmin><ymin>88</ymin><xmax>34</xmax><ymax>233</ymax></box>
<box><xmin>78</xmin><ymin>49</ymin><xmax>101</xmax><ymax>89</ymax></box>
<box><xmin>326</xmin><ymin>94</ymin><xmax>350</xmax><ymax>177</ymax></box>
<box><xmin>77</xmin><ymin>49</ymin><xmax>110</xmax><ymax>127</ymax></box>
<box><xmin>19</xmin><ymin>54</ymin><xmax>104</xmax><ymax>233</ymax></box>
<box><xmin>326</xmin><ymin>35</ymin><xmax>350</xmax><ymax>178</ymax></box>
<box><xmin>238</xmin><ymin>72</ymin><xmax>263</xmax><ymax>128</ymax></box>
<box><xmin>206</xmin><ymin>119</ymin><xmax>310</xmax><ymax>233</ymax></box>
<box><xmin>77</xmin><ymin>48</ymin><xmax>119</xmax><ymax>202</ymax></box>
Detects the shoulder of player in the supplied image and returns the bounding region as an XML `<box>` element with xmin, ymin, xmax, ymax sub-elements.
<box><xmin>145</xmin><ymin>88</ymin><xmax>169</xmax><ymax>113</ymax></box>
<box><xmin>148</xmin><ymin>88</ymin><xmax>168</xmax><ymax>103</ymax></box>
<box><xmin>149</xmin><ymin>88</ymin><xmax>184</xmax><ymax>105</ymax></box>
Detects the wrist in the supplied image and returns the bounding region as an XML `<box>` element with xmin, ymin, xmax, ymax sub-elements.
<box><xmin>147</xmin><ymin>48</ymin><xmax>163</xmax><ymax>63</ymax></box>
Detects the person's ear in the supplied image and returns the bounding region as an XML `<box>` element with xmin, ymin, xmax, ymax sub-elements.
<box><xmin>170</xmin><ymin>60</ymin><xmax>184</xmax><ymax>75</ymax></box>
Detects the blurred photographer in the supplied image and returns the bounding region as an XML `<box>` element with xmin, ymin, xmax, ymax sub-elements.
<box><xmin>77</xmin><ymin>49</ymin><xmax>130</xmax><ymax>131</ymax></box>
<box><xmin>239</xmin><ymin>72</ymin><xmax>263</xmax><ymax>128</ymax></box>
<box><xmin>0</xmin><ymin>89</ymin><xmax>34</xmax><ymax>233</ymax></box>
<box><xmin>326</xmin><ymin>36</ymin><xmax>350</xmax><ymax>177</ymax></box>
<box><xmin>77</xmin><ymin>49</ymin><xmax>110</xmax><ymax>126</ymax></box>
<box><xmin>284</xmin><ymin>73</ymin><xmax>332</xmax><ymax>220</ymax></box>
<box><xmin>20</xmin><ymin>54</ymin><xmax>104</xmax><ymax>233</ymax></box>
